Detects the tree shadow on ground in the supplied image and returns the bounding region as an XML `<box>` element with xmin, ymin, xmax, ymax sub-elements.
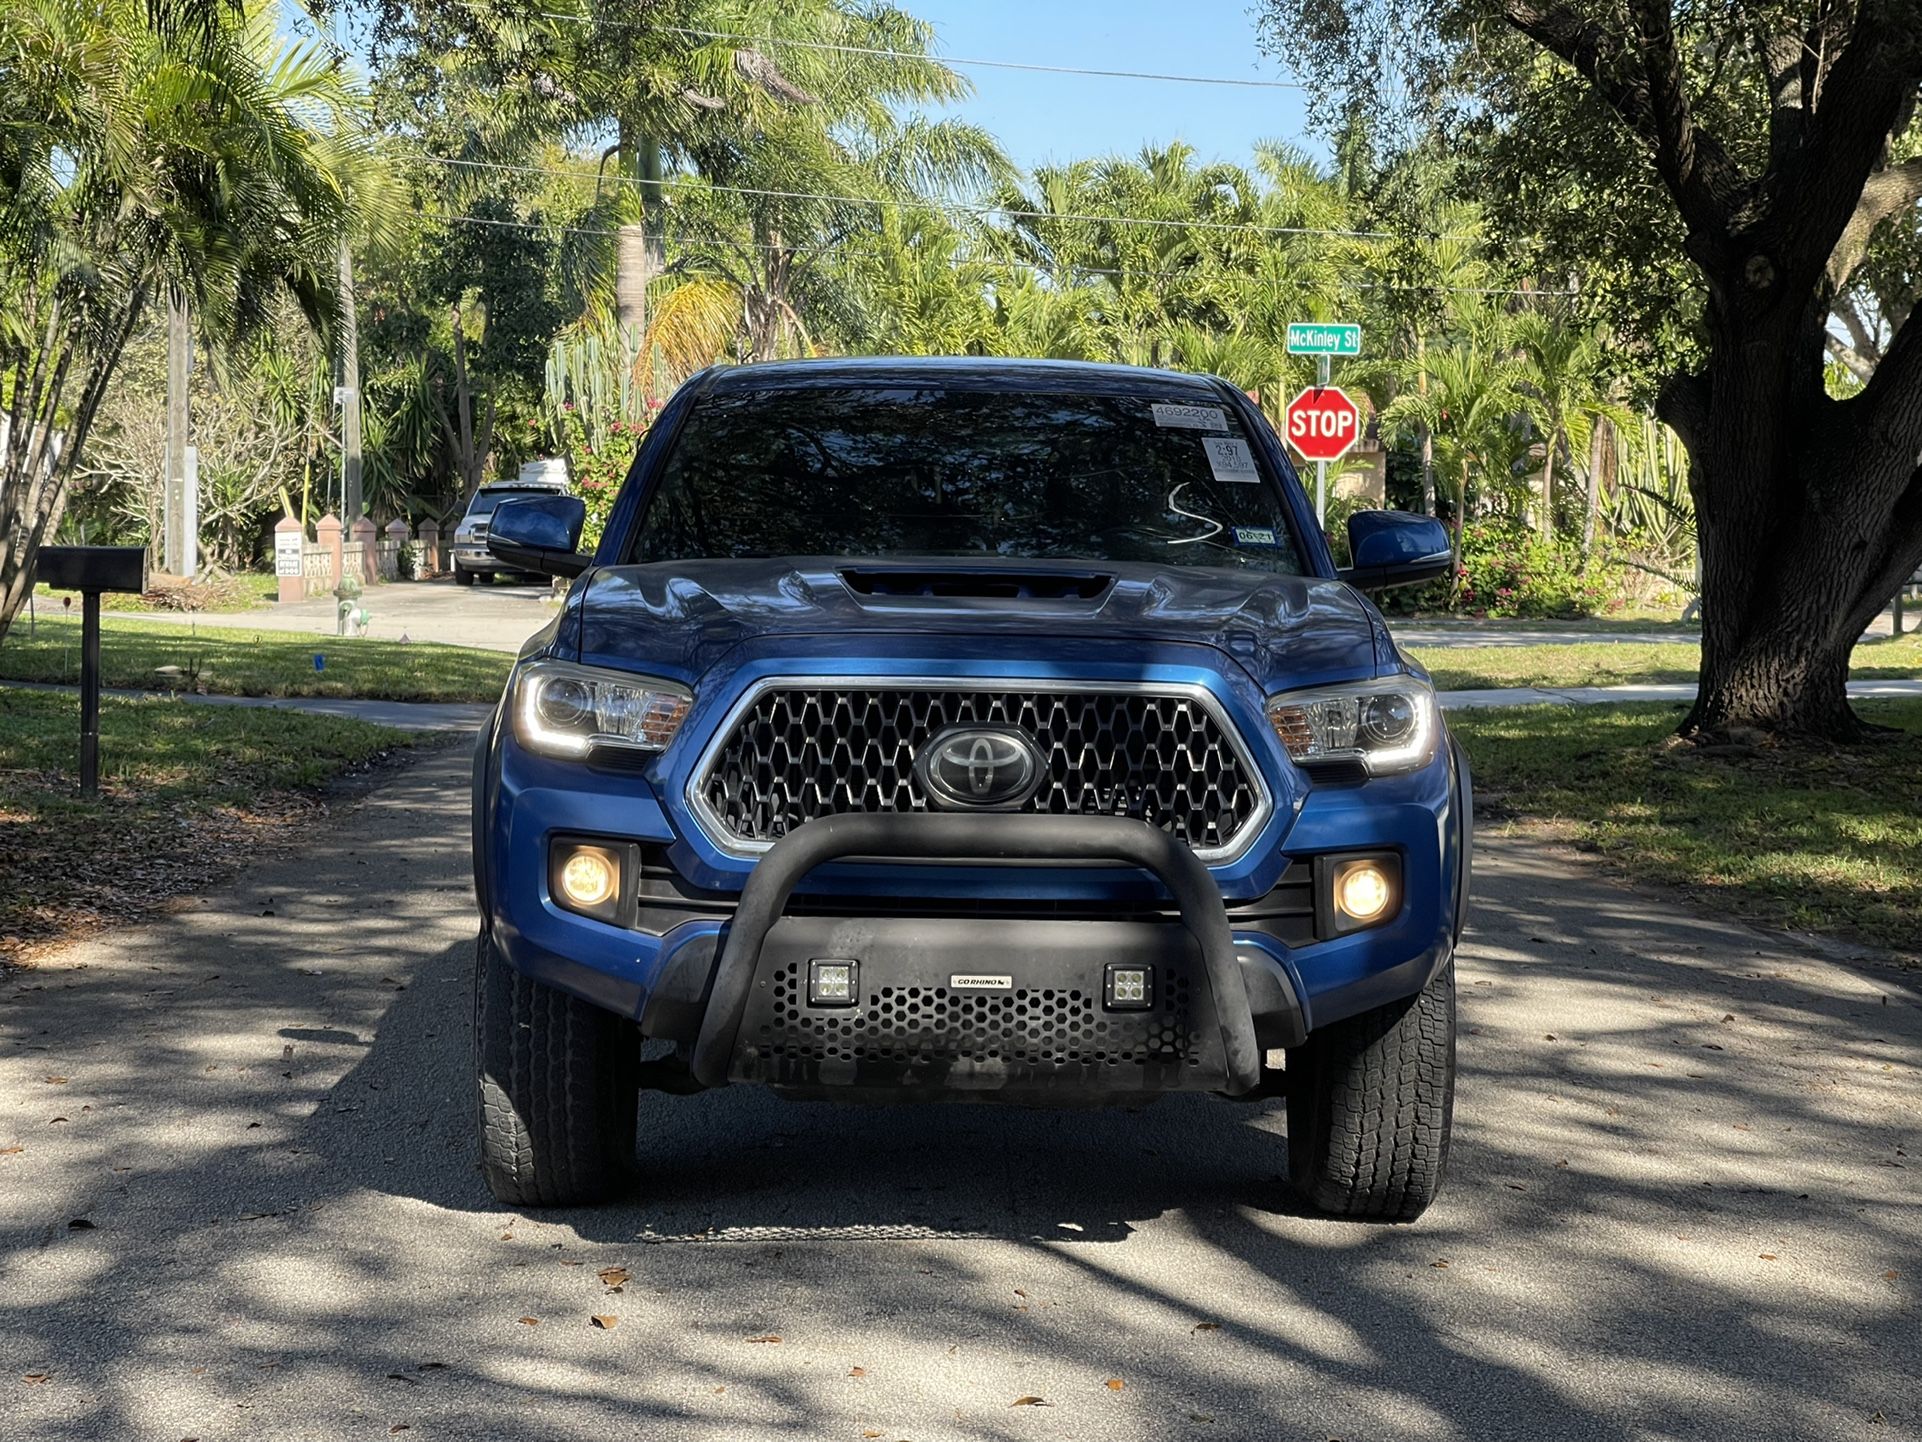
<box><xmin>1</xmin><ymin>748</ymin><xmax>1918</xmax><ymax>1441</ymax></box>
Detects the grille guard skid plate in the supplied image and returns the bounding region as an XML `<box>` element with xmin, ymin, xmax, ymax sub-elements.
<box><xmin>688</xmin><ymin>813</ymin><xmax>1263</xmax><ymax>1095</ymax></box>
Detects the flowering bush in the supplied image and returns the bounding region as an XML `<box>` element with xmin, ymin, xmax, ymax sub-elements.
<box><xmin>548</xmin><ymin>408</ymin><xmax>647</xmax><ymax>552</ymax></box>
<box><xmin>1455</xmin><ymin>521</ymin><xmax>1630</xmax><ymax>618</ymax></box>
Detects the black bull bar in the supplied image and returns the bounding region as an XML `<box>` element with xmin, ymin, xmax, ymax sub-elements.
<box><xmin>688</xmin><ymin>813</ymin><xmax>1265</xmax><ymax>1094</ymax></box>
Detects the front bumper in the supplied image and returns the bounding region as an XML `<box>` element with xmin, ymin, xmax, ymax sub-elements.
<box><xmin>689</xmin><ymin>812</ymin><xmax>1265</xmax><ymax>1097</ymax></box>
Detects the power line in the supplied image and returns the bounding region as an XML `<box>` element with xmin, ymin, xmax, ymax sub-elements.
<box><xmin>437</xmin><ymin>211</ymin><xmax>1577</xmax><ymax>296</ymax></box>
<box><xmin>410</xmin><ymin>153</ymin><xmax>1408</xmax><ymax>242</ymax></box>
<box><xmin>532</xmin><ymin>12</ymin><xmax>1309</xmax><ymax>90</ymax></box>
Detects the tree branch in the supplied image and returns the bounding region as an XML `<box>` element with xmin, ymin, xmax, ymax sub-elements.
<box><xmin>1498</xmin><ymin>0</ymin><xmax>1747</xmax><ymax>238</ymax></box>
<box><xmin>1827</xmin><ymin>332</ymin><xmax>1878</xmax><ymax>384</ymax></box>
<box><xmin>1828</xmin><ymin>156</ymin><xmax>1922</xmax><ymax>289</ymax></box>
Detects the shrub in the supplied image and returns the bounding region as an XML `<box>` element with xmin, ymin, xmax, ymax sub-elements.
<box><xmin>1455</xmin><ymin>521</ymin><xmax>1630</xmax><ymax>619</ymax></box>
<box><xmin>549</xmin><ymin>406</ymin><xmax>652</xmax><ymax>552</ymax></box>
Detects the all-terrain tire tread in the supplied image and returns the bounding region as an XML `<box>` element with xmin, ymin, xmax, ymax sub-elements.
<box><xmin>475</xmin><ymin>934</ymin><xmax>637</xmax><ymax>1206</ymax></box>
<box><xmin>1287</xmin><ymin>959</ymin><xmax>1455</xmax><ymax>1222</ymax></box>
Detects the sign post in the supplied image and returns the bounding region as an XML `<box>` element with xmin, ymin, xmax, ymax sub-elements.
<box><xmin>32</xmin><ymin>547</ymin><xmax>148</xmax><ymax>797</ymax></box>
<box><xmin>1285</xmin><ymin>322</ymin><xmax>1363</xmax><ymax>522</ymax></box>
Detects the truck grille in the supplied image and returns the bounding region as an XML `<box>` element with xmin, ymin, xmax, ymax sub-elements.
<box><xmin>694</xmin><ymin>683</ymin><xmax>1265</xmax><ymax>857</ymax></box>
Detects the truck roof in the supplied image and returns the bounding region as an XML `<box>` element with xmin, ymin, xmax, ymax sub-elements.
<box><xmin>701</xmin><ymin>355</ymin><xmax>1234</xmax><ymax>400</ymax></box>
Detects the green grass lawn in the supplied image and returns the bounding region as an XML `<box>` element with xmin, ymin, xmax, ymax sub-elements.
<box><xmin>1416</xmin><ymin>634</ymin><xmax>1922</xmax><ymax>691</ymax></box>
<box><xmin>1453</xmin><ymin>699</ymin><xmax>1922</xmax><ymax>957</ymax></box>
<box><xmin>34</xmin><ymin>573</ymin><xmax>279</xmax><ymax>613</ymax></box>
<box><xmin>0</xmin><ymin>688</ymin><xmax>416</xmax><ymax>958</ymax></box>
<box><xmin>0</xmin><ymin>615</ymin><xmax>512</xmax><ymax>703</ymax></box>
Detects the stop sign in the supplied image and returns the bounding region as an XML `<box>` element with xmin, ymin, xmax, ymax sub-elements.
<box><xmin>1284</xmin><ymin>385</ymin><xmax>1362</xmax><ymax>463</ymax></box>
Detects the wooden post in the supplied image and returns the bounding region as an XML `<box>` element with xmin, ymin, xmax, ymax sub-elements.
<box><xmin>80</xmin><ymin>590</ymin><xmax>100</xmax><ymax>798</ymax></box>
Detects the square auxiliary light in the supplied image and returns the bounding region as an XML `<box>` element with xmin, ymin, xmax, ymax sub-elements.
<box><xmin>1103</xmin><ymin>964</ymin><xmax>1154</xmax><ymax>1012</ymax></box>
<box><xmin>807</xmin><ymin>959</ymin><xmax>859</xmax><ymax>1008</ymax></box>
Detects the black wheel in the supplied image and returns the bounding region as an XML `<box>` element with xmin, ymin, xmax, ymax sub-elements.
<box><xmin>454</xmin><ymin>565</ymin><xmax>476</xmax><ymax>586</ymax></box>
<box><xmin>1286</xmin><ymin>958</ymin><xmax>1456</xmax><ymax>1221</ymax></box>
<box><xmin>474</xmin><ymin>932</ymin><xmax>639</xmax><ymax>1206</ymax></box>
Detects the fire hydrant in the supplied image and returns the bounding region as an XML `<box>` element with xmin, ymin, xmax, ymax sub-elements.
<box><xmin>334</xmin><ymin>576</ymin><xmax>370</xmax><ymax>637</ymax></box>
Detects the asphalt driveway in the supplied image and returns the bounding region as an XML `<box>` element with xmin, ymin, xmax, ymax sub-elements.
<box><xmin>2</xmin><ymin>746</ymin><xmax>1916</xmax><ymax>1441</ymax></box>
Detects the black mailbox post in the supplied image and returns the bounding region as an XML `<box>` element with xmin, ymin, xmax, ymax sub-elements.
<box><xmin>32</xmin><ymin>546</ymin><xmax>148</xmax><ymax>797</ymax></box>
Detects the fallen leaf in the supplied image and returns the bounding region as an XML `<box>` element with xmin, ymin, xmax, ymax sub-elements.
<box><xmin>23</xmin><ymin>1371</ymin><xmax>50</xmax><ymax>1384</ymax></box>
<box><xmin>746</xmin><ymin>1334</ymin><xmax>782</xmax><ymax>1344</ymax></box>
<box><xmin>1106</xmin><ymin>1378</ymin><xmax>1125</xmax><ymax>1391</ymax></box>
<box><xmin>67</xmin><ymin>1218</ymin><xmax>95</xmax><ymax>1230</ymax></box>
<box><xmin>1192</xmin><ymin>1321</ymin><xmax>1221</xmax><ymax>1334</ymax></box>
<box><xmin>43</xmin><ymin>1076</ymin><xmax>67</xmax><ymax>1085</ymax></box>
<box><xmin>591</xmin><ymin>1315</ymin><xmax>618</xmax><ymax>1330</ymax></box>
<box><xmin>1544</xmin><ymin>1033</ymin><xmax>1557</xmax><ymax>1041</ymax></box>
<box><xmin>0</xmin><ymin>1147</ymin><xmax>23</xmax><ymax>1156</ymax></box>
<box><xmin>712</xmin><ymin>1387</ymin><xmax>726</xmax><ymax>1395</ymax></box>
<box><xmin>863</xmin><ymin>1432</ymin><xmax>882</xmax><ymax>1439</ymax></box>
<box><xmin>500</xmin><ymin>1232</ymin><xmax>513</xmax><ymax>1241</ymax></box>
<box><xmin>517</xmin><ymin>1317</ymin><xmax>540</xmax><ymax>1327</ymax></box>
<box><xmin>1189</xmin><ymin>1413</ymin><xmax>1215</xmax><ymax>1423</ymax></box>
<box><xmin>47</xmin><ymin>1117</ymin><xmax>67</xmax><ymax>1125</ymax></box>
<box><xmin>1013</xmin><ymin>1288</ymin><xmax>1027</xmax><ymax>1298</ymax></box>
<box><xmin>1010</xmin><ymin>1395</ymin><xmax>1052</xmax><ymax>1407</ymax></box>
<box><xmin>390</xmin><ymin>1427</ymin><xmax>410</xmax><ymax>1435</ymax></box>
<box><xmin>598</xmin><ymin>1266</ymin><xmax>630</xmax><ymax>1288</ymax></box>
<box><xmin>849</xmin><ymin>1366</ymin><xmax>867</xmax><ymax>1378</ymax></box>
<box><xmin>1885</xmin><ymin>1270</ymin><xmax>1900</xmax><ymax>1281</ymax></box>
<box><xmin>1759</xmin><ymin>1253</ymin><xmax>1778</xmax><ymax>1261</ymax></box>
<box><xmin>1431</xmin><ymin>1259</ymin><xmax>1450</xmax><ymax>1269</ymax></box>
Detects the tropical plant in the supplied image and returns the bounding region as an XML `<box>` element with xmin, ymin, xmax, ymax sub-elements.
<box><xmin>0</xmin><ymin>0</ymin><xmax>364</xmax><ymax>634</ymax></box>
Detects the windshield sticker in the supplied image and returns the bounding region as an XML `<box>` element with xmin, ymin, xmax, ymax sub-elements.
<box><xmin>1202</xmin><ymin>437</ymin><xmax>1260</xmax><ymax>483</ymax></box>
<box><xmin>1233</xmin><ymin>526</ymin><xmax>1279</xmax><ymax>547</ymax></box>
<box><xmin>1152</xmin><ymin>402</ymin><xmax>1229</xmax><ymax>431</ymax></box>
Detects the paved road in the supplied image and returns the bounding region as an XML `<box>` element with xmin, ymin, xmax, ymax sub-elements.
<box><xmin>2</xmin><ymin>746</ymin><xmax>1917</xmax><ymax>1441</ymax></box>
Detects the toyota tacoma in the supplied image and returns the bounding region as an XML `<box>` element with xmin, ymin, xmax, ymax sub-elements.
<box><xmin>471</xmin><ymin>358</ymin><xmax>1471</xmax><ymax>1221</ymax></box>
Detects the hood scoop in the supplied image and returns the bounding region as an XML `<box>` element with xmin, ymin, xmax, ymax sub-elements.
<box><xmin>838</xmin><ymin>566</ymin><xmax>1115</xmax><ymax>604</ymax></box>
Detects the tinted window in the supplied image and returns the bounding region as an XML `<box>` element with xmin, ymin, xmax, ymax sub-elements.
<box><xmin>464</xmin><ymin>487</ymin><xmax>553</xmax><ymax>519</ymax></box>
<box><xmin>631</xmin><ymin>386</ymin><xmax>1305</xmax><ymax>574</ymax></box>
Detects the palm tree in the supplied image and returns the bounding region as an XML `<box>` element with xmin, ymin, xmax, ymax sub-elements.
<box><xmin>1513</xmin><ymin>309</ymin><xmax>1635</xmax><ymax>542</ymax></box>
<box><xmin>0</xmin><ymin>0</ymin><xmax>366</xmax><ymax>636</ymax></box>
<box><xmin>1378</xmin><ymin>314</ymin><xmax>1533</xmax><ymax>573</ymax></box>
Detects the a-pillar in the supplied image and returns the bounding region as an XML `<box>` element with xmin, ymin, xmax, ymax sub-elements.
<box><xmin>315</xmin><ymin>513</ymin><xmax>343</xmax><ymax>593</ymax></box>
<box><xmin>274</xmin><ymin>515</ymin><xmax>305</xmax><ymax>605</ymax></box>
<box><xmin>351</xmin><ymin>516</ymin><xmax>379</xmax><ymax>584</ymax></box>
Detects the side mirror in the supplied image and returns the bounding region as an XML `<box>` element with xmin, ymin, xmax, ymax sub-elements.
<box><xmin>1339</xmin><ymin>510</ymin><xmax>1453</xmax><ymax>591</ymax></box>
<box><xmin>487</xmin><ymin>495</ymin><xmax>590</xmax><ymax>579</ymax></box>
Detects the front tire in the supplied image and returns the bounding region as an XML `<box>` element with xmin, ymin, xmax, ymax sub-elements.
<box><xmin>475</xmin><ymin>933</ymin><xmax>639</xmax><ymax>1206</ymax></box>
<box><xmin>453</xmin><ymin>565</ymin><xmax>476</xmax><ymax>586</ymax></box>
<box><xmin>1286</xmin><ymin>958</ymin><xmax>1456</xmax><ymax>1221</ymax></box>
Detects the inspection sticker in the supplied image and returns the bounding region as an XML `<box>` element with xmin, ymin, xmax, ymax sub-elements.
<box><xmin>1152</xmin><ymin>402</ymin><xmax>1229</xmax><ymax>431</ymax></box>
<box><xmin>1202</xmin><ymin>436</ymin><xmax>1260</xmax><ymax>482</ymax></box>
<box><xmin>1233</xmin><ymin>526</ymin><xmax>1279</xmax><ymax>547</ymax></box>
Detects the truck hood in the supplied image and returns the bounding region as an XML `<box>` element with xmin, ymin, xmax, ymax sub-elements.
<box><xmin>568</xmin><ymin>558</ymin><xmax>1387</xmax><ymax>690</ymax></box>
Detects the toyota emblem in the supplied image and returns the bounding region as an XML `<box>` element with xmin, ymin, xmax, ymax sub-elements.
<box><xmin>913</xmin><ymin>725</ymin><xmax>1046</xmax><ymax>810</ymax></box>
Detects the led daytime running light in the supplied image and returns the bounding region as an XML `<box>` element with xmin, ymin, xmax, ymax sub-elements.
<box><xmin>514</xmin><ymin>661</ymin><xmax>692</xmax><ymax>758</ymax></box>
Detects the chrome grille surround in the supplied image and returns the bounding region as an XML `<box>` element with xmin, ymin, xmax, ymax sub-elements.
<box><xmin>686</xmin><ymin>677</ymin><xmax>1273</xmax><ymax>864</ymax></box>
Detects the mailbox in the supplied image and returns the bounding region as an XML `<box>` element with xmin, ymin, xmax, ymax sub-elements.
<box><xmin>33</xmin><ymin>545</ymin><xmax>148</xmax><ymax>595</ymax></box>
<box><xmin>30</xmin><ymin>545</ymin><xmax>148</xmax><ymax>797</ymax></box>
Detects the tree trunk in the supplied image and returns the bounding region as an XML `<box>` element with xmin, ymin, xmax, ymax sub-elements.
<box><xmin>1581</xmin><ymin>419</ymin><xmax>1607</xmax><ymax>555</ymax></box>
<box><xmin>1417</xmin><ymin>332</ymin><xmax>1435</xmax><ymax>514</ymax></box>
<box><xmin>1669</xmin><ymin>303</ymin><xmax>1922</xmax><ymax>741</ymax></box>
<box><xmin>1537</xmin><ymin>432</ymin><xmax>1556</xmax><ymax>541</ymax></box>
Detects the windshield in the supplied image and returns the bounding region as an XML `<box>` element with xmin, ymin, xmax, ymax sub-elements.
<box><xmin>463</xmin><ymin>487</ymin><xmax>553</xmax><ymax>521</ymax></box>
<box><xmin>630</xmin><ymin>385</ymin><xmax>1306</xmax><ymax>574</ymax></box>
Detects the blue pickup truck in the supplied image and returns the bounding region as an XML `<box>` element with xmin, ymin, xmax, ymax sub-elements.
<box><xmin>470</xmin><ymin>358</ymin><xmax>1471</xmax><ymax>1221</ymax></box>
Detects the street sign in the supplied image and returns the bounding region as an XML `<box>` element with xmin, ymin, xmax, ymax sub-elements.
<box><xmin>1285</xmin><ymin>322</ymin><xmax>1361</xmax><ymax>357</ymax></box>
<box><xmin>1284</xmin><ymin>386</ymin><xmax>1362</xmax><ymax>463</ymax></box>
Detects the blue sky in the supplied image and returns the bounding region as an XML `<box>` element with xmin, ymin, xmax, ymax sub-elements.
<box><xmin>911</xmin><ymin>1</ymin><xmax>1318</xmax><ymax>173</ymax></box>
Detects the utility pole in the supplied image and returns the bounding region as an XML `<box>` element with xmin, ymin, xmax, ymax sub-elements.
<box><xmin>337</xmin><ymin>238</ymin><xmax>362</xmax><ymax>521</ymax></box>
<box><xmin>1315</xmin><ymin>351</ymin><xmax>1331</xmax><ymax>524</ymax></box>
<box><xmin>333</xmin><ymin>6</ymin><xmax>362</xmax><ymax>521</ymax></box>
<box><xmin>163</xmin><ymin>292</ymin><xmax>196</xmax><ymax>577</ymax></box>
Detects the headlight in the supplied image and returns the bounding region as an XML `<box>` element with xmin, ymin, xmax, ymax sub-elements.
<box><xmin>1266</xmin><ymin>677</ymin><xmax>1436</xmax><ymax>775</ymax></box>
<box><xmin>512</xmin><ymin>659</ymin><xmax>691</xmax><ymax>759</ymax></box>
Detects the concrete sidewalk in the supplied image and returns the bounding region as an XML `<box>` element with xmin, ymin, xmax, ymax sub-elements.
<box><xmin>2</xmin><ymin>744</ymin><xmax>1917</xmax><ymax>1441</ymax></box>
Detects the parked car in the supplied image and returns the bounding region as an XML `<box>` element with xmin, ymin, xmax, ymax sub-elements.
<box><xmin>450</xmin><ymin>461</ymin><xmax>570</xmax><ymax>584</ymax></box>
<box><xmin>470</xmin><ymin>359</ymin><xmax>1471</xmax><ymax>1220</ymax></box>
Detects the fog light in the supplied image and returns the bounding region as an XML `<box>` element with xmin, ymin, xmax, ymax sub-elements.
<box><xmin>1104</xmin><ymin>964</ymin><xmax>1153</xmax><ymax>1011</ymax></box>
<box><xmin>558</xmin><ymin>849</ymin><xmax>617</xmax><ymax>908</ymax></box>
<box><xmin>1333</xmin><ymin>859</ymin><xmax>1394</xmax><ymax>926</ymax></box>
<box><xmin>808</xmin><ymin>959</ymin><xmax>858</xmax><ymax>1007</ymax></box>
